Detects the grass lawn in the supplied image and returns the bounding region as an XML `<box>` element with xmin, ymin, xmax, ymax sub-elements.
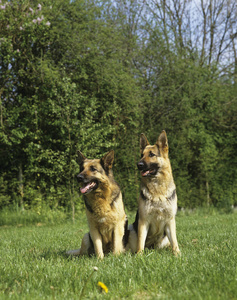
<box><xmin>0</xmin><ymin>209</ymin><xmax>236</xmax><ymax>299</ymax></box>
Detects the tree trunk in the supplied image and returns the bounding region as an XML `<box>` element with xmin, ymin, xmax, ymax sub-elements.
<box><xmin>18</xmin><ymin>163</ymin><xmax>24</xmax><ymax>210</ymax></box>
<box><xmin>206</xmin><ymin>179</ymin><xmax>210</xmax><ymax>206</ymax></box>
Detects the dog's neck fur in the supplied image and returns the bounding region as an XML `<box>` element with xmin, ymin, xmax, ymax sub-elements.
<box><xmin>84</xmin><ymin>180</ymin><xmax>121</xmax><ymax>213</ymax></box>
<box><xmin>141</xmin><ymin>165</ymin><xmax>175</xmax><ymax>202</ymax></box>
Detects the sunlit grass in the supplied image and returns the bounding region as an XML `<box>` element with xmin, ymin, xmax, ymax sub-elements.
<box><xmin>0</xmin><ymin>209</ymin><xmax>236</xmax><ymax>299</ymax></box>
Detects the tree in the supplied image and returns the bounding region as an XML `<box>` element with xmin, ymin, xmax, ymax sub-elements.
<box><xmin>0</xmin><ymin>0</ymin><xmax>145</xmax><ymax>211</ymax></box>
<box><xmin>0</xmin><ymin>0</ymin><xmax>236</xmax><ymax>211</ymax></box>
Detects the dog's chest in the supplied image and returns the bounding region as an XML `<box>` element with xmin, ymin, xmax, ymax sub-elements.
<box><xmin>100</xmin><ymin>226</ymin><xmax>113</xmax><ymax>245</ymax></box>
<box><xmin>140</xmin><ymin>186</ymin><xmax>177</xmax><ymax>220</ymax></box>
<box><xmin>93</xmin><ymin>209</ymin><xmax>117</xmax><ymax>237</ymax></box>
<box><xmin>144</xmin><ymin>201</ymin><xmax>173</xmax><ymax>240</ymax></box>
<box><xmin>146</xmin><ymin>201</ymin><xmax>172</xmax><ymax>221</ymax></box>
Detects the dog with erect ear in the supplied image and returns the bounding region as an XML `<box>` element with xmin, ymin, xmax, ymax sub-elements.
<box><xmin>66</xmin><ymin>150</ymin><xmax>128</xmax><ymax>259</ymax></box>
<box><xmin>127</xmin><ymin>130</ymin><xmax>181</xmax><ymax>256</ymax></box>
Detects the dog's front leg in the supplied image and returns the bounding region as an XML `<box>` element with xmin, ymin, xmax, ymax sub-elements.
<box><xmin>165</xmin><ymin>218</ymin><xmax>180</xmax><ymax>256</ymax></box>
<box><xmin>137</xmin><ymin>219</ymin><xmax>149</xmax><ymax>253</ymax></box>
<box><xmin>90</xmin><ymin>228</ymin><xmax>104</xmax><ymax>259</ymax></box>
<box><xmin>113</xmin><ymin>222</ymin><xmax>125</xmax><ymax>255</ymax></box>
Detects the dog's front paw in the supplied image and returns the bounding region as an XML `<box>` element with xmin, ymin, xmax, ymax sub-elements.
<box><xmin>173</xmin><ymin>248</ymin><xmax>181</xmax><ymax>257</ymax></box>
<box><xmin>137</xmin><ymin>249</ymin><xmax>144</xmax><ymax>255</ymax></box>
<box><xmin>113</xmin><ymin>248</ymin><xmax>125</xmax><ymax>256</ymax></box>
<box><xmin>96</xmin><ymin>252</ymin><xmax>104</xmax><ymax>260</ymax></box>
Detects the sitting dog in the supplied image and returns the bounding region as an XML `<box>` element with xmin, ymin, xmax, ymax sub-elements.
<box><xmin>67</xmin><ymin>150</ymin><xmax>128</xmax><ymax>259</ymax></box>
<box><xmin>128</xmin><ymin>131</ymin><xmax>180</xmax><ymax>256</ymax></box>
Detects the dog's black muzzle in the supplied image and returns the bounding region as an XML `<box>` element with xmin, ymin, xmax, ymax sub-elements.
<box><xmin>77</xmin><ymin>173</ymin><xmax>99</xmax><ymax>194</ymax></box>
<box><xmin>77</xmin><ymin>173</ymin><xmax>84</xmax><ymax>182</ymax></box>
<box><xmin>137</xmin><ymin>160</ymin><xmax>159</xmax><ymax>177</ymax></box>
<box><xmin>137</xmin><ymin>160</ymin><xmax>146</xmax><ymax>170</ymax></box>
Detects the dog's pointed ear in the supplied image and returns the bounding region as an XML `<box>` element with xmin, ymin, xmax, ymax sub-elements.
<box><xmin>101</xmin><ymin>150</ymin><xmax>114</xmax><ymax>172</ymax></box>
<box><xmin>156</xmin><ymin>130</ymin><xmax>168</xmax><ymax>151</ymax></box>
<box><xmin>140</xmin><ymin>133</ymin><xmax>150</xmax><ymax>153</ymax></box>
<box><xmin>77</xmin><ymin>150</ymin><xmax>86</xmax><ymax>165</ymax></box>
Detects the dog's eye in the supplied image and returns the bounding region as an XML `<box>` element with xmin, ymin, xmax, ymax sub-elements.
<box><xmin>90</xmin><ymin>166</ymin><xmax>97</xmax><ymax>172</ymax></box>
<box><xmin>149</xmin><ymin>152</ymin><xmax>156</xmax><ymax>157</ymax></box>
<box><xmin>141</xmin><ymin>153</ymin><xmax>144</xmax><ymax>158</ymax></box>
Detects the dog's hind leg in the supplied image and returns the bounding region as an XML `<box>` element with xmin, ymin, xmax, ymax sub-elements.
<box><xmin>126</xmin><ymin>224</ymin><xmax>138</xmax><ymax>253</ymax></box>
<box><xmin>66</xmin><ymin>248</ymin><xmax>81</xmax><ymax>256</ymax></box>
<box><xmin>66</xmin><ymin>232</ymin><xmax>93</xmax><ymax>256</ymax></box>
<box><xmin>156</xmin><ymin>235</ymin><xmax>170</xmax><ymax>249</ymax></box>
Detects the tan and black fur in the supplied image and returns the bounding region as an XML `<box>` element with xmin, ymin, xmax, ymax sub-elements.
<box><xmin>67</xmin><ymin>150</ymin><xmax>128</xmax><ymax>259</ymax></box>
<box><xmin>128</xmin><ymin>131</ymin><xmax>180</xmax><ymax>255</ymax></box>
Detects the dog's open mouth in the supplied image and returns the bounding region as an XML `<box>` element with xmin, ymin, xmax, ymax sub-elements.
<box><xmin>80</xmin><ymin>180</ymin><xmax>98</xmax><ymax>194</ymax></box>
<box><xmin>141</xmin><ymin>169</ymin><xmax>157</xmax><ymax>177</ymax></box>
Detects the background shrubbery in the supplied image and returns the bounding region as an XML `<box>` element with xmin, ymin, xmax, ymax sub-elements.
<box><xmin>0</xmin><ymin>0</ymin><xmax>237</xmax><ymax>214</ymax></box>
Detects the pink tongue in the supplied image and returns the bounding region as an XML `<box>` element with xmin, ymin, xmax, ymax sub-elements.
<box><xmin>80</xmin><ymin>182</ymin><xmax>96</xmax><ymax>194</ymax></box>
<box><xmin>142</xmin><ymin>170</ymin><xmax>150</xmax><ymax>177</ymax></box>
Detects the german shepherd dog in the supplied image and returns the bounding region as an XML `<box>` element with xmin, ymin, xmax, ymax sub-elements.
<box><xmin>67</xmin><ymin>150</ymin><xmax>128</xmax><ymax>259</ymax></box>
<box><xmin>128</xmin><ymin>131</ymin><xmax>180</xmax><ymax>255</ymax></box>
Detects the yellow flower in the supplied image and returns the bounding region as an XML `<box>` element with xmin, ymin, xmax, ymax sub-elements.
<box><xmin>97</xmin><ymin>281</ymin><xmax>108</xmax><ymax>293</ymax></box>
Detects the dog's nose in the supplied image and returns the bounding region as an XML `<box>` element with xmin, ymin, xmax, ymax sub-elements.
<box><xmin>77</xmin><ymin>174</ymin><xmax>84</xmax><ymax>182</ymax></box>
<box><xmin>137</xmin><ymin>161</ymin><xmax>145</xmax><ymax>170</ymax></box>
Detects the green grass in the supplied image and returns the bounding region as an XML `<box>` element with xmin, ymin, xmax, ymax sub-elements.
<box><xmin>0</xmin><ymin>209</ymin><xmax>237</xmax><ymax>299</ymax></box>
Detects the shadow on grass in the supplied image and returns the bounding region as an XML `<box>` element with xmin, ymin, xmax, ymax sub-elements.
<box><xmin>38</xmin><ymin>248</ymin><xmax>76</xmax><ymax>260</ymax></box>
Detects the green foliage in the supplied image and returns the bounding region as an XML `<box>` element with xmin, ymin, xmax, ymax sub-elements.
<box><xmin>0</xmin><ymin>0</ymin><xmax>236</xmax><ymax>210</ymax></box>
<box><xmin>0</xmin><ymin>205</ymin><xmax>68</xmax><ymax>226</ymax></box>
<box><xmin>0</xmin><ymin>0</ymin><xmax>142</xmax><ymax>211</ymax></box>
